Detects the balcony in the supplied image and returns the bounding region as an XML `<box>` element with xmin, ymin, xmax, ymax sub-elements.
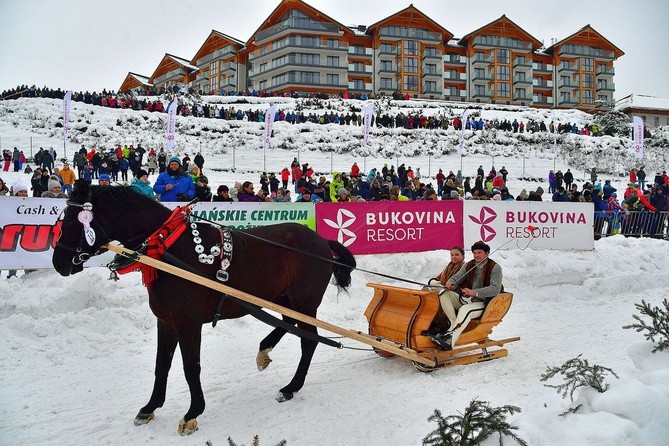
<box><xmin>348</xmin><ymin>47</ymin><xmax>372</xmax><ymax>57</ymax></box>
<box><xmin>472</xmin><ymin>71</ymin><xmax>494</xmax><ymax>81</ymax></box>
<box><xmin>532</xmin><ymin>63</ymin><xmax>553</xmax><ymax>73</ymax></box>
<box><xmin>379</xmin><ymin>27</ymin><xmax>442</xmax><ymax>42</ymax></box>
<box><xmin>444</xmin><ymin>55</ymin><xmax>466</xmax><ymax>65</ymax></box>
<box><xmin>513</xmin><ymin>76</ymin><xmax>532</xmax><ymax>86</ymax></box>
<box><xmin>378</xmin><ymin>83</ymin><xmax>396</xmax><ymax>91</ymax></box>
<box><xmin>255</xmin><ymin>18</ymin><xmax>340</xmax><ymax>43</ymax></box>
<box><xmin>422</xmin><ymin>51</ymin><xmax>442</xmax><ymax>61</ymax></box>
<box><xmin>472</xmin><ymin>55</ymin><xmax>494</xmax><ymax>66</ymax></box>
<box><xmin>559</xmin><ymin>79</ymin><xmax>580</xmax><ymax>88</ymax></box>
<box><xmin>557</xmin><ymin>62</ymin><xmax>579</xmax><ymax>73</ymax></box>
<box><xmin>377</xmin><ymin>65</ymin><xmax>396</xmax><ymax>74</ymax></box>
<box><xmin>196</xmin><ymin>46</ymin><xmax>235</xmax><ymax>66</ymax></box>
<box><xmin>348</xmin><ymin>64</ymin><xmax>372</xmax><ymax>74</ymax></box>
<box><xmin>221</xmin><ymin>61</ymin><xmax>237</xmax><ymax>73</ymax></box>
<box><xmin>472</xmin><ymin>35</ymin><xmax>531</xmax><ymax>50</ymax></box>
<box><xmin>558</xmin><ymin>95</ymin><xmax>580</xmax><ymax>106</ymax></box>
<box><xmin>472</xmin><ymin>89</ymin><xmax>493</xmax><ymax>99</ymax></box>
<box><xmin>513</xmin><ymin>58</ymin><xmax>532</xmax><ymax>68</ymax></box>
<box><xmin>248</xmin><ymin>40</ymin><xmax>348</xmax><ymax>61</ymax></box>
<box><xmin>533</xmin><ymin>96</ymin><xmax>554</xmax><ymax>105</ymax></box>
<box><xmin>558</xmin><ymin>45</ymin><xmax>614</xmax><ymax>59</ymax></box>
<box><xmin>596</xmin><ymin>82</ymin><xmax>615</xmax><ymax>91</ymax></box>
<box><xmin>532</xmin><ymin>79</ymin><xmax>553</xmax><ymax>89</ymax></box>
<box><xmin>422</xmin><ymin>70</ymin><xmax>441</xmax><ymax>78</ymax></box>
<box><xmin>597</xmin><ymin>65</ymin><xmax>615</xmax><ymax>76</ymax></box>
<box><xmin>443</xmin><ymin>72</ymin><xmax>467</xmax><ymax>82</ymax></box>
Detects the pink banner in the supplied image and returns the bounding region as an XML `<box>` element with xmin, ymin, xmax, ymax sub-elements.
<box><xmin>316</xmin><ymin>201</ymin><xmax>464</xmax><ymax>254</ymax></box>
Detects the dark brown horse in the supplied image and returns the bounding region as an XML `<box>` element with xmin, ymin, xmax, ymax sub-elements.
<box><xmin>52</xmin><ymin>179</ymin><xmax>356</xmax><ymax>434</ymax></box>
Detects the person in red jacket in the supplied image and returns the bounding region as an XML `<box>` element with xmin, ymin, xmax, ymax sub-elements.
<box><xmin>280</xmin><ymin>167</ymin><xmax>290</xmax><ymax>189</ymax></box>
<box><xmin>492</xmin><ymin>173</ymin><xmax>505</xmax><ymax>189</ymax></box>
<box><xmin>350</xmin><ymin>162</ymin><xmax>360</xmax><ymax>177</ymax></box>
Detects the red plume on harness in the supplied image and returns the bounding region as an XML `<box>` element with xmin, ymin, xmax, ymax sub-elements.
<box><xmin>115</xmin><ymin>205</ymin><xmax>190</xmax><ymax>288</ymax></box>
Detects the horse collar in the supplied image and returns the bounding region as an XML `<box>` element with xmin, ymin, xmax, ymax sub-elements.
<box><xmin>190</xmin><ymin>219</ymin><xmax>233</xmax><ymax>282</ymax></box>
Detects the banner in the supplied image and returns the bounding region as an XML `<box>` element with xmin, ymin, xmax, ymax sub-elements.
<box><xmin>363</xmin><ymin>103</ymin><xmax>375</xmax><ymax>148</ymax></box>
<box><xmin>552</xmin><ymin>111</ymin><xmax>559</xmax><ymax>157</ymax></box>
<box><xmin>463</xmin><ymin>201</ymin><xmax>594</xmax><ymax>251</ymax></box>
<box><xmin>166</xmin><ymin>100</ymin><xmax>177</xmax><ymax>150</ymax></box>
<box><xmin>0</xmin><ymin>199</ymin><xmax>315</xmax><ymax>269</ymax></box>
<box><xmin>63</xmin><ymin>90</ymin><xmax>72</xmax><ymax>140</ymax></box>
<box><xmin>316</xmin><ymin>201</ymin><xmax>464</xmax><ymax>255</ymax></box>
<box><xmin>458</xmin><ymin>109</ymin><xmax>470</xmax><ymax>155</ymax></box>
<box><xmin>263</xmin><ymin>105</ymin><xmax>278</xmax><ymax>150</ymax></box>
<box><xmin>633</xmin><ymin>116</ymin><xmax>644</xmax><ymax>160</ymax></box>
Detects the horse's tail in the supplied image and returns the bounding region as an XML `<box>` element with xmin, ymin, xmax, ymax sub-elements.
<box><xmin>328</xmin><ymin>240</ymin><xmax>356</xmax><ymax>290</ymax></box>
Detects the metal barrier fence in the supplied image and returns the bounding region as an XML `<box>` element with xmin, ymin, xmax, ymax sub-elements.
<box><xmin>595</xmin><ymin>211</ymin><xmax>668</xmax><ymax>239</ymax></box>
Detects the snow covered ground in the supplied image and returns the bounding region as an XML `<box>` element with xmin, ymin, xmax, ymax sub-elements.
<box><xmin>1</xmin><ymin>97</ymin><xmax>669</xmax><ymax>445</ymax></box>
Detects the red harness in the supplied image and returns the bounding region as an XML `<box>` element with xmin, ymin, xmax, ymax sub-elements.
<box><xmin>115</xmin><ymin>205</ymin><xmax>191</xmax><ymax>288</ymax></box>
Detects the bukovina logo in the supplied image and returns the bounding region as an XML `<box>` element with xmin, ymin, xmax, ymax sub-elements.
<box><xmin>468</xmin><ymin>206</ymin><xmax>497</xmax><ymax>242</ymax></box>
<box><xmin>323</xmin><ymin>208</ymin><xmax>357</xmax><ymax>247</ymax></box>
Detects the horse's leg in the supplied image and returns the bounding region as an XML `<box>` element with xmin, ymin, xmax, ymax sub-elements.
<box><xmin>176</xmin><ymin>324</ymin><xmax>204</xmax><ymax>436</ymax></box>
<box><xmin>135</xmin><ymin>319</ymin><xmax>178</xmax><ymax>426</ymax></box>
<box><xmin>277</xmin><ymin>320</ymin><xmax>319</xmax><ymax>403</ymax></box>
<box><xmin>256</xmin><ymin>317</ymin><xmax>292</xmax><ymax>371</ymax></box>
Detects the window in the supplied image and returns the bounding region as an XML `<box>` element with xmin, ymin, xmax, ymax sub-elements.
<box><xmin>515</xmin><ymin>55</ymin><xmax>526</xmax><ymax>66</ymax></box>
<box><xmin>327</xmin><ymin>39</ymin><xmax>338</xmax><ymax>49</ymax></box>
<box><xmin>259</xmin><ymin>62</ymin><xmax>267</xmax><ymax>73</ymax></box>
<box><xmin>474</xmin><ymin>51</ymin><xmax>485</xmax><ymax>61</ymax></box>
<box><xmin>403</xmin><ymin>58</ymin><xmax>418</xmax><ymax>73</ymax></box>
<box><xmin>497</xmin><ymin>49</ymin><xmax>509</xmax><ymax>64</ymax></box>
<box><xmin>259</xmin><ymin>80</ymin><xmax>267</xmax><ymax>91</ymax></box>
<box><xmin>582</xmin><ymin>57</ymin><xmax>594</xmax><ymax>71</ymax></box>
<box><xmin>515</xmin><ymin>88</ymin><xmax>526</xmax><ymax>99</ymax></box>
<box><xmin>352</xmin><ymin>45</ymin><xmax>366</xmax><ymax>54</ymax></box>
<box><xmin>301</xmin><ymin>36</ymin><xmax>319</xmax><ymax>47</ymax></box>
<box><xmin>424</xmin><ymin>47</ymin><xmax>437</xmax><ymax>57</ymax></box>
<box><xmin>380</xmin><ymin>77</ymin><xmax>393</xmax><ymax>89</ymax></box>
<box><xmin>380</xmin><ymin>43</ymin><xmax>393</xmax><ymax>54</ymax></box>
<box><xmin>583</xmin><ymin>90</ymin><xmax>593</xmax><ymax>103</ymax></box>
<box><xmin>298</xmin><ymin>71</ymin><xmax>318</xmax><ymax>84</ymax></box>
<box><xmin>444</xmin><ymin>69</ymin><xmax>457</xmax><ymax>79</ymax></box>
<box><xmin>352</xmin><ymin>62</ymin><xmax>365</xmax><ymax>72</ymax></box>
<box><xmin>560</xmin><ymin>75</ymin><xmax>570</xmax><ymax>87</ymax></box>
<box><xmin>327</xmin><ymin>56</ymin><xmax>339</xmax><ymax>67</ymax></box>
<box><xmin>497</xmin><ymin>65</ymin><xmax>510</xmax><ymax>80</ymax></box>
<box><xmin>474</xmin><ymin>68</ymin><xmax>486</xmax><ymax>80</ymax></box>
<box><xmin>474</xmin><ymin>85</ymin><xmax>486</xmax><ymax>96</ymax></box>
<box><xmin>514</xmin><ymin>71</ymin><xmax>526</xmax><ymax>82</ymax></box>
<box><xmin>533</xmin><ymin>93</ymin><xmax>544</xmax><ymax>103</ymax></box>
<box><xmin>326</xmin><ymin>73</ymin><xmax>339</xmax><ymax>85</ymax></box>
<box><xmin>210</xmin><ymin>61</ymin><xmax>218</xmax><ymax>76</ymax></box>
<box><xmin>403</xmin><ymin>75</ymin><xmax>418</xmax><ymax>91</ymax></box>
<box><xmin>597</xmin><ymin>94</ymin><xmax>608</xmax><ymax>103</ymax></box>
<box><xmin>425</xmin><ymin>81</ymin><xmax>437</xmax><ymax>92</ymax></box>
<box><xmin>425</xmin><ymin>64</ymin><xmax>437</xmax><ymax>75</ymax></box>
<box><xmin>598</xmin><ymin>80</ymin><xmax>608</xmax><ymax>90</ymax></box>
<box><xmin>560</xmin><ymin>92</ymin><xmax>571</xmax><ymax>103</ymax></box>
<box><xmin>653</xmin><ymin>116</ymin><xmax>659</xmax><ymax>127</ymax></box>
<box><xmin>352</xmin><ymin>79</ymin><xmax>364</xmax><ymax>90</ymax></box>
<box><xmin>445</xmin><ymin>86</ymin><xmax>457</xmax><ymax>96</ymax></box>
<box><xmin>210</xmin><ymin>77</ymin><xmax>217</xmax><ymax>92</ymax></box>
<box><xmin>404</xmin><ymin>40</ymin><xmax>418</xmax><ymax>56</ymax></box>
<box><xmin>380</xmin><ymin>60</ymin><xmax>393</xmax><ymax>71</ymax></box>
<box><xmin>497</xmin><ymin>82</ymin><xmax>510</xmax><ymax>97</ymax></box>
<box><xmin>582</xmin><ymin>73</ymin><xmax>594</xmax><ymax>88</ymax></box>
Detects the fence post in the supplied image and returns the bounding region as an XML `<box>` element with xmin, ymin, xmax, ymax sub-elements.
<box><xmin>30</xmin><ymin>137</ymin><xmax>33</xmax><ymax>158</ymax></box>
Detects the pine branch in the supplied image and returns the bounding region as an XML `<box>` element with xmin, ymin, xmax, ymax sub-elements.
<box><xmin>422</xmin><ymin>399</ymin><xmax>527</xmax><ymax>446</ymax></box>
<box><xmin>541</xmin><ymin>355</ymin><xmax>618</xmax><ymax>402</ymax></box>
<box><xmin>623</xmin><ymin>299</ymin><xmax>669</xmax><ymax>353</ymax></box>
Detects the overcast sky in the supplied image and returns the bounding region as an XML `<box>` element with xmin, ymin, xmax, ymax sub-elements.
<box><xmin>1</xmin><ymin>0</ymin><xmax>667</xmax><ymax>101</ymax></box>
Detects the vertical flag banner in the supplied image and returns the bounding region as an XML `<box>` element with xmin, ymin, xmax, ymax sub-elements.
<box><xmin>458</xmin><ymin>109</ymin><xmax>470</xmax><ymax>155</ymax></box>
<box><xmin>166</xmin><ymin>100</ymin><xmax>177</xmax><ymax>150</ymax></box>
<box><xmin>62</xmin><ymin>90</ymin><xmax>72</xmax><ymax>140</ymax></box>
<box><xmin>363</xmin><ymin>103</ymin><xmax>375</xmax><ymax>148</ymax></box>
<box><xmin>552</xmin><ymin>111</ymin><xmax>559</xmax><ymax>157</ymax></box>
<box><xmin>633</xmin><ymin>116</ymin><xmax>644</xmax><ymax>160</ymax></box>
<box><xmin>263</xmin><ymin>105</ymin><xmax>278</xmax><ymax>150</ymax></box>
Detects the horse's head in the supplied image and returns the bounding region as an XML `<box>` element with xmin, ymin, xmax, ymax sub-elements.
<box><xmin>52</xmin><ymin>180</ymin><xmax>114</xmax><ymax>276</ymax></box>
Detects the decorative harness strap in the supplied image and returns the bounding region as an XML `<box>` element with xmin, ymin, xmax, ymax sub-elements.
<box><xmin>113</xmin><ymin>204</ymin><xmax>233</xmax><ymax>289</ymax></box>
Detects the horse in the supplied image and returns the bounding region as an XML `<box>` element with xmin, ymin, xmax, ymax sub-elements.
<box><xmin>52</xmin><ymin>179</ymin><xmax>356</xmax><ymax>435</ymax></box>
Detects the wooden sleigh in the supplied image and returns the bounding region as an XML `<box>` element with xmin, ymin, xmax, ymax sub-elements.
<box><xmin>364</xmin><ymin>283</ymin><xmax>520</xmax><ymax>372</ymax></box>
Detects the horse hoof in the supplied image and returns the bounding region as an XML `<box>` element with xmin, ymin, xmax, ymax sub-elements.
<box><xmin>256</xmin><ymin>348</ymin><xmax>273</xmax><ymax>371</ymax></box>
<box><xmin>178</xmin><ymin>417</ymin><xmax>198</xmax><ymax>435</ymax></box>
<box><xmin>276</xmin><ymin>391</ymin><xmax>293</xmax><ymax>403</ymax></box>
<box><xmin>134</xmin><ymin>412</ymin><xmax>155</xmax><ymax>426</ymax></box>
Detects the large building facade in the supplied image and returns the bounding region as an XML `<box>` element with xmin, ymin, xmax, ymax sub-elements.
<box><xmin>121</xmin><ymin>0</ymin><xmax>624</xmax><ymax>111</ymax></box>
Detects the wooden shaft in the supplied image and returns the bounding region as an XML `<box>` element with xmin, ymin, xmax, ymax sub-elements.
<box><xmin>105</xmin><ymin>243</ymin><xmax>437</xmax><ymax>367</ymax></box>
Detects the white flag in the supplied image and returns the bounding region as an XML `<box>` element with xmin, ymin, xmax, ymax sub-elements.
<box><xmin>166</xmin><ymin>100</ymin><xmax>177</xmax><ymax>150</ymax></box>
<box><xmin>63</xmin><ymin>90</ymin><xmax>72</xmax><ymax>140</ymax></box>
<box><xmin>553</xmin><ymin>111</ymin><xmax>559</xmax><ymax>157</ymax></box>
<box><xmin>263</xmin><ymin>105</ymin><xmax>278</xmax><ymax>150</ymax></box>
<box><xmin>458</xmin><ymin>109</ymin><xmax>470</xmax><ymax>155</ymax></box>
<box><xmin>633</xmin><ymin>116</ymin><xmax>644</xmax><ymax>160</ymax></box>
<box><xmin>363</xmin><ymin>103</ymin><xmax>374</xmax><ymax>148</ymax></box>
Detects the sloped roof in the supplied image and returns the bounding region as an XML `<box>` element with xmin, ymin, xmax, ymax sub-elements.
<box><xmin>459</xmin><ymin>14</ymin><xmax>542</xmax><ymax>49</ymax></box>
<box><xmin>366</xmin><ymin>4</ymin><xmax>454</xmax><ymax>42</ymax></box>
<box><xmin>544</xmin><ymin>24</ymin><xmax>624</xmax><ymax>58</ymax></box>
<box><xmin>246</xmin><ymin>0</ymin><xmax>354</xmax><ymax>46</ymax></box>
<box><xmin>127</xmin><ymin>72</ymin><xmax>152</xmax><ymax>86</ymax></box>
<box><xmin>165</xmin><ymin>53</ymin><xmax>198</xmax><ymax>71</ymax></box>
<box><xmin>191</xmin><ymin>30</ymin><xmax>245</xmax><ymax>65</ymax></box>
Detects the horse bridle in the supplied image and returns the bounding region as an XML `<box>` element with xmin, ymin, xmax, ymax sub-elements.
<box><xmin>56</xmin><ymin>200</ymin><xmax>113</xmax><ymax>265</ymax></box>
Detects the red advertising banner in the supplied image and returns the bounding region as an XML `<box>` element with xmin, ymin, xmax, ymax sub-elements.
<box><xmin>315</xmin><ymin>201</ymin><xmax>464</xmax><ymax>255</ymax></box>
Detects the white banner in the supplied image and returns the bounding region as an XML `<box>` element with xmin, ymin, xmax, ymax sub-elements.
<box><xmin>463</xmin><ymin>201</ymin><xmax>594</xmax><ymax>251</ymax></box>
<box><xmin>166</xmin><ymin>100</ymin><xmax>177</xmax><ymax>150</ymax></box>
<box><xmin>458</xmin><ymin>109</ymin><xmax>470</xmax><ymax>155</ymax></box>
<box><xmin>553</xmin><ymin>111</ymin><xmax>559</xmax><ymax>157</ymax></box>
<box><xmin>363</xmin><ymin>103</ymin><xmax>375</xmax><ymax>148</ymax></box>
<box><xmin>63</xmin><ymin>90</ymin><xmax>72</xmax><ymax>140</ymax></box>
<box><xmin>263</xmin><ymin>105</ymin><xmax>278</xmax><ymax>150</ymax></box>
<box><xmin>633</xmin><ymin>116</ymin><xmax>644</xmax><ymax>160</ymax></box>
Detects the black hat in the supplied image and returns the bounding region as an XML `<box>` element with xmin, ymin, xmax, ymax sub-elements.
<box><xmin>136</xmin><ymin>169</ymin><xmax>148</xmax><ymax>178</ymax></box>
<box><xmin>471</xmin><ymin>240</ymin><xmax>491</xmax><ymax>253</ymax></box>
<box><xmin>196</xmin><ymin>175</ymin><xmax>208</xmax><ymax>184</ymax></box>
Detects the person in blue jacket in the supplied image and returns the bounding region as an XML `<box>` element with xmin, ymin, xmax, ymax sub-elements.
<box><xmin>129</xmin><ymin>169</ymin><xmax>155</xmax><ymax>199</ymax></box>
<box><xmin>153</xmin><ymin>156</ymin><xmax>195</xmax><ymax>202</ymax></box>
